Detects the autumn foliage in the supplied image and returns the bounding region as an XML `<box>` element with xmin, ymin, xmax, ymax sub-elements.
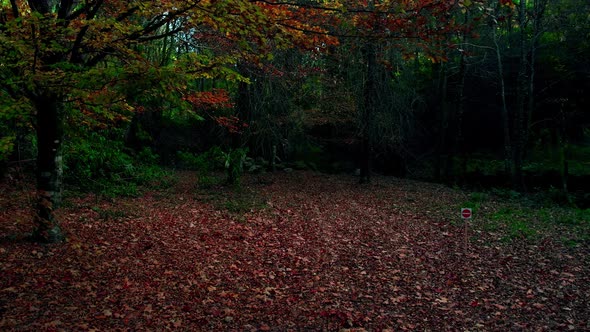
<box><xmin>1</xmin><ymin>0</ymin><xmax>589</xmax><ymax>329</ymax></box>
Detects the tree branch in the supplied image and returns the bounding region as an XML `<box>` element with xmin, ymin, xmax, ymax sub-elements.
<box><xmin>57</xmin><ymin>0</ymin><xmax>75</xmax><ymax>20</ymax></box>
<box><xmin>70</xmin><ymin>0</ymin><xmax>104</xmax><ymax>63</ymax></box>
<box><xmin>10</xmin><ymin>0</ymin><xmax>20</xmax><ymax>18</ymax></box>
<box><xmin>253</xmin><ymin>0</ymin><xmax>453</xmax><ymax>15</ymax></box>
<box><xmin>27</xmin><ymin>0</ymin><xmax>51</xmax><ymax>14</ymax></box>
<box><xmin>138</xmin><ymin>26</ymin><xmax>184</xmax><ymax>43</ymax></box>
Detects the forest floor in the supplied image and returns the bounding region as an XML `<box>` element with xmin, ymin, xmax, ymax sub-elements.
<box><xmin>1</xmin><ymin>171</ymin><xmax>589</xmax><ymax>331</ymax></box>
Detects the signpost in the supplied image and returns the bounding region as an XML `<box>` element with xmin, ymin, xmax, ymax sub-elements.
<box><xmin>461</xmin><ymin>208</ymin><xmax>472</xmax><ymax>250</ymax></box>
<box><xmin>461</xmin><ymin>208</ymin><xmax>472</xmax><ymax>220</ymax></box>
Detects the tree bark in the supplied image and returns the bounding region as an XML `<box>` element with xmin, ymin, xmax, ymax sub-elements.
<box><xmin>512</xmin><ymin>0</ymin><xmax>528</xmax><ymax>191</ymax></box>
<box><xmin>31</xmin><ymin>92</ymin><xmax>66</xmax><ymax>243</ymax></box>
<box><xmin>446</xmin><ymin>11</ymin><xmax>469</xmax><ymax>184</ymax></box>
<box><xmin>492</xmin><ymin>17</ymin><xmax>514</xmax><ymax>182</ymax></box>
<box><xmin>434</xmin><ymin>61</ymin><xmax>449</xmax><ymax>181</ymax></box>
<box><xmin>359</xmin><ymin>40</ymin><xmax>376</xmax><ymax>184</ymax></box>
<box><xmin>557</xmin><ymin>99</ymin><xmax>571</xmax><ymax>203</ymax></box>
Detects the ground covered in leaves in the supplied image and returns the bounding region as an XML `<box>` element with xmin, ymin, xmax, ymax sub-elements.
<box><xmin>1</xmin><ymin>171</ymin><xmax>589</xmax><ymax>331</ymax></box>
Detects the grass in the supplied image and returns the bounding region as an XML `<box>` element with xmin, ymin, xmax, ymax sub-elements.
<box><xmin>453</xmin><ymin>192</ymin><xmax>488</xmax><ymax>226</ymax></box>
<box><xmin>91</xmin><ymin>206</ymin><xmax>129</xmax><ymax>221</ymax></box>
<box><xmin>526</xmin><ymin>143</ymin><xmax>590</xmax><ymax>177</ymax></box>
<box><xmin>193</xmin><ymin>174</ymin><xmax>268</xmax><ymax>218</ymax></box>
<box><xmin>462</xmin><ymin>190</ymin><xmax>590</xmax><ymax>245</ymax></box>
<box><xmin>218</xmin><ymin>184</ymin><xmax>268</xmax><ymax>217</ymax></box>
<box><xmin>197</xmin><ymin>174</ymin><xmax>223</xmax><ymax>190</ymax></box>
<box><xmin>223</xmin><ymin>194</ymin><xmax>267</xmax><ymax>215</ymax></box>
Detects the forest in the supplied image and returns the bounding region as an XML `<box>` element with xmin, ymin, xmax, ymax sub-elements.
<box><xmin>1</xmin><ymin>0</ymin><xmax>589</xmax><ymax>330</ymax></box>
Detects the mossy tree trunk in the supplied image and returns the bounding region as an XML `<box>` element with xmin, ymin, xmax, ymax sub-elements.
<box><xmin>31</xmin><ymin>92</ymin><xmax>66</xmax><ymax>243</ymax></box>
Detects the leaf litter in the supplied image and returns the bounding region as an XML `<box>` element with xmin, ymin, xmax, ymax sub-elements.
<box><xmin>1</xmin><ymin>171</ymin><xmax>588</xmax><ymax>331</ymax></box>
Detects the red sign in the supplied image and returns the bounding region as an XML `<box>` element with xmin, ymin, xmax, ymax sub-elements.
<box><xmin>461</xmin><ymin>208</ymin><xmax>472</xmax><ymax>219</ymax></box>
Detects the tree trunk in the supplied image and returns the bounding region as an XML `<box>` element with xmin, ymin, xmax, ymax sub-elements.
<box><xmin>451</xmin><ymin>11</ymin><xmax>469</xmax><ymax>183</ymax></box>
<box><xmin>528</xmin><ymin>0</ymin><xmax>547</xmax><ymax>135</ymax></box>
<box><xmin>522</xmin><ymin>0</ymin><xmax>546</xmax><ymax>190</ymax></box>
<box><xmin>359</xmin><ymin>135</ymin><xmax>371</xmax><ymax>184</ymax></box>
<box><xmin>270</xmin><ymin>144</ymin><xmax>276</xmax><ymax>172</ymax></box>
<box><xmin>434</xmin><ymin>61</ymin><xmax>449</xmax><ymax>182</ymax></box>
<box><xmin>31</xmin><ymin>92</ymin><xmax>66</xmax><ymax>243</ymax></box>
<box><xmin>557</xmin><ymin>99</ymin><xmax>571</xmax><ymax>203</ymax></box>
<box><xmin>448</xmin><ymin>50</ymin><xmax>467</xmax><ymax>185</ymax></box>
<box><xmin>492</xmin><ymin>20</ymin><xmax>514</xmax><ymax>182</ymax></box>
<box><xmin>512</xmin><ymin>0</ymin><xmax>528</xmax><ymax>191</ymax></box>
<box><xmin>359</xmin><ymin>40</ymin><xmax>376</xmax><ymax>184</ymax></box>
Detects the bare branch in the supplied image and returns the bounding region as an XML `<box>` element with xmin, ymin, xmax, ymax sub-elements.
<box><xmin>138</xmin><ymin>26</ymin><xmax>185</xmax><ymax>43</ymax></box>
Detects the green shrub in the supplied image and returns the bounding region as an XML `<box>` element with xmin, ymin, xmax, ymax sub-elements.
<box><xmin>65</xmin><ymin>133</ymin><xmax>134</xmax><ymax>185</ymax></box>
<box><xmin>470</xmin><ymin>192</ymin><xmax>488</xmax><ymax>203</ymax></box>
<box><xmin>177</xmin><ymin>151</ymin><xmax>208</xmax><ymax>171</ymax></box>
<box><xmin>465</xmin><ymin>157</ymin><xmax>505</xmax><ymax>176</ymax></box>
<box><xmin>290</xmin><ymin>138</ymin><xmax>326</xmax><ymax>170</ymax></box>
<box><xmin>491</xmin><ymin>187</ymin><xmax>521</xmax><ymax>200</ymax></box>
<box><xmin>176</xmin><ymin>146</ymin><xmax>224</xmax><ymax>172</ymax></box>
<box><xmin>137</xmin><ymin>147</ymin><xmax>160</xmax><ymax>165</ymax></box>
<box><xmin>293</xmin><ymin>160</ymin><xmax>308</xmax><ymax>170</ymax></box>
<box><xmin>197</xmin><ymin>174</ymin><xmax>221</xmax><ymax>189</ymax></box>
<box><xmin>0</xmin><ymin>136</ymin><xmax>15</xmax><ymax>162</ymax></box>
<box><xmin>135</xmin><ymin>164</ymin><xmax>176</xmax><ymax>188</ymax></box>
<box><xmin>178</xmin><ymin>146</ymin><xmax>249</xmax><ymax>186</ymax></box>
<box><xmin>64</xmin><ymin>133</ymin><xmax>173</xmax><ymax>196</ymax></box>
<box><xmin>544</xmin><ymin>186</ymin><xmax>573</xmax><ymax>206</ymax></box>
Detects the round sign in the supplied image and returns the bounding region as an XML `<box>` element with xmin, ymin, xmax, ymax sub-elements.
<box><xmin>461</xmin><ymin>208</ymin><xmax>472</xmax><ymax>219</ymax></box>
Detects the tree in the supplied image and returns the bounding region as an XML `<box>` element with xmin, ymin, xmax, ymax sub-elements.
<box><xmin>512</xmin><ymin>0</ymin><xmax>549</xmax><ymax>190</ymax></box>
<box><xmin>480</xmin><ymin>0</ymin><xmax>550</xmax><ymax>189</ymax></box>
<box><xmin>338</xmin><ymin>0</ymin><xmax>461</xmax><ymax>183</ymax></box>
<box><xmin>229</xmin><ymin>0</ymin><xmax>463</xmax><ymax>181</ymax></box>
<box><xmin>0</xmin><ymin>0</ymin><xmax>323</xmax><ymax>242</ymax></box>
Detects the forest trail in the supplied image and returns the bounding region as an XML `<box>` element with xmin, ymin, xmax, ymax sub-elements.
<box><xmin>1</xmin><ymin>171</ymin><xmax>588</xmax><ymax>330</ymax></box>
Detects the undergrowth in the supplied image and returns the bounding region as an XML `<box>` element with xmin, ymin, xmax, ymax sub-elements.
<box><xmin>64</xmin><ymin>134</ymin><xmax>176</xmax><ymax>197</ymax></box>
<box><xmin>462</xmin><ymin>189</ymin><xmax>590</xmax><ymax>246</ymax></box>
